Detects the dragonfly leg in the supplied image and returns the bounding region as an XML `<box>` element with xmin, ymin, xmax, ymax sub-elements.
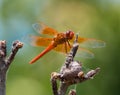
<box><xmin>67</xmin><ymin>40</ymin><xmax>71</xmax><ymax>48</ymax></box>
<box><xmin>64</xmin><ymin>40</ymin><xmax>71</xmax><ymax>54</ymax></box>
<box><xmin>64</xmin><ymin>42</ymin><xmax>67</xmax><ymax>53</ymax></box>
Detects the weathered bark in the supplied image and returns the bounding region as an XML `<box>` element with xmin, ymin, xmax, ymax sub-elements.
<box><xmin>0</xmin><ymin>40</ymin><xmax>23</xmax><ymax>95</ymax></box>
<box><xmin>51</xmin><ymin>35</ymin><xmax>100</xmax><ymax>95</ymax></box>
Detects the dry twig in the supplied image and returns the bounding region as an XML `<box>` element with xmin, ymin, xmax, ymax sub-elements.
<box><xmin>0</xmin><ymin>40</ymin><xmax>23</xmax><ymax>95</ymax></box>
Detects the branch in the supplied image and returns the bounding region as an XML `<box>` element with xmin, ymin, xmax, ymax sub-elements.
<box><xmin>0</xmin><ymin>40</ymin><xmax>23</xmax><ymax>95</ymax></box>
<box><xmin>6</xmin><ymin>40</ymin><xmax>23</xmax><ymax>69</ymax></box>
<box><xmin>50</xmin><ymin>35</ymin><xmax>100</xmax><ymax>95</ymax></box>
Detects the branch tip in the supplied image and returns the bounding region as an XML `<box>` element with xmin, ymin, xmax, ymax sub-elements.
<box><xmin>0</xmin><ymin>40</ymin><xmax>6</xmax><ymax>46</ymax></box>
<box><xmin>13</xmin><ymin>40</ymin><xmax>23</xmax><ymax>48</ymax></box>
<box><xmin>0</xmin><ymin>40</ymin><xmax>6</xmax><ymax>58</ymax></box>
<box><xmin>68</xmin><ymin>89</ymin><xmax>76</xmax><ymax>95</ymax></box>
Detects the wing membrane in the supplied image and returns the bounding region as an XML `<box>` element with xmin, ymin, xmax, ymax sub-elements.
<box><xmin>32</xmin><ymin>22</ymin><xmax>58</xmax><ymax>35</ymax></box>
<box><xmin>76</xmin><ymin>48</ymin><xmax>94</xmax><ymax>58</ymax></box>
<box><xmin>29</xmin><ymin>35</ymin><xmax>53</xmax><ymax>47</ymax></box>
<box><xmin>71</xmin><ymin>37</ymin><xmax>106</xmax><ymax>48</ymax></box>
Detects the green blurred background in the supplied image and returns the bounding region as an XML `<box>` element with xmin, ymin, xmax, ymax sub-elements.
<box><xmin>1</xmin><ymin>0</ymin><xmax>120</xmax><ymax>95</ymax></box>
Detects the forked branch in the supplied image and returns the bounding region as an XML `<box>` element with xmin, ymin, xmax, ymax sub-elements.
<box><xmin>51</xmin><ymin>35</ymin><xmax>100</xmax><ymax>95</ymax></box>
<box><xmin>0</xmin><ymin>40</ymin><xmax>23</xmax><ymax>95</ymax></box>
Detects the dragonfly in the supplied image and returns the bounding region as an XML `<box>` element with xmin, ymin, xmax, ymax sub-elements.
<box><xmin>29</xmin><ymin>22</ymin><xmax>105</xmax><ymax>64</ymax></box>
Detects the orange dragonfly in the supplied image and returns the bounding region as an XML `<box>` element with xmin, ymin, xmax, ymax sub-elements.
<box><xmin>29</xmin><ymin>22</ymin><xmax>105</xmax><ymax>64</ymax></box>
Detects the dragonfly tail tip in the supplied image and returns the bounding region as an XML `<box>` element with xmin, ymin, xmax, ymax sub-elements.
<box><xmin>29</xmin><ymin>61</ymin><xmax>34</xmax><ymax>64</ymax></box>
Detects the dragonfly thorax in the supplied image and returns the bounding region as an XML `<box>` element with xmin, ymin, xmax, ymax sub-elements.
<box><xmin>53</xmin><ymin>33</ymin><xmax>69</xmax><ymax>46</ymax></box>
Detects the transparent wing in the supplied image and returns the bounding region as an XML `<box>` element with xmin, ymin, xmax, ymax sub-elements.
<box><xmin>32</xmin><ymin>22</ymin><xmax>58</xmax><ymax>35</ymax></box>
<box><xmin>75</xmin><ymin>48</ymin><xmax>94</xmax><ymax>59</ymax></box>
<box><xmin>72</xmin><ymin>36</ymin><xmax>106</xmax><ymax>48</ymax></box>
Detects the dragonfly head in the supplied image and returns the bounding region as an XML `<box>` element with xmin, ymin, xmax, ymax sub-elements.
<box><xmin>66</xmin><ymin>30</ymin><xmax>74</xmax><ymax>39</ymax></box>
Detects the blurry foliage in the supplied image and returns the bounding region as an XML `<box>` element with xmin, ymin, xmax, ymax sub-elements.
<box><xmin>0</xmin><ymin>0</ymin><xmax>120</xmax><ymax>95</ymax></box>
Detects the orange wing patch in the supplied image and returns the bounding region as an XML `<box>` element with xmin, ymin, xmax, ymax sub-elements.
<box><xmin>29</xmin><ymin>35</ymin><xmax>53</xmax><ymax>47</ymax></box>
<box><xmin>54</xmin><ymin>42</ymin><xmax>71</xmax><ymax>54</ymax></box>
<box><xmin>53</xmin><ymin>43</ymin><xmax>94</xmax><ymax>59</ymax></box>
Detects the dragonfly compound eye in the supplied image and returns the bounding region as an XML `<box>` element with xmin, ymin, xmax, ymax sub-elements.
<box><xmin>66</xmin><ymin>30</ymin><xmax>74</xmax><ymax>39</ymax></box>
